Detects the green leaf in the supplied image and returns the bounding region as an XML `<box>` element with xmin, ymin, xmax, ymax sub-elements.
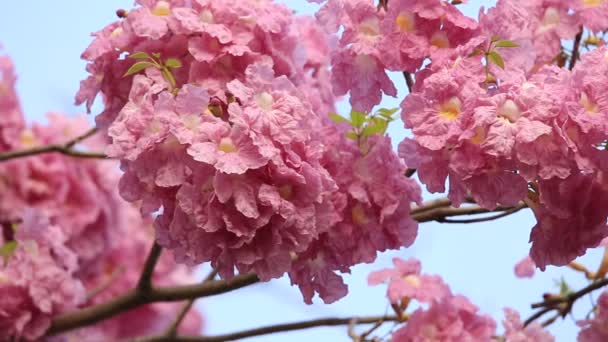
<box><xmin>363</xmin><ymin>119</ymin><xmax>389</xmax><ymax>137</ymax></box>
<box><xmin>152</xmin><ymin>52</ymin><xmax>162</xmax><ymax>59</ymax></box>
<box><xmin>0</xmin><ymin>241</ymin><xmax>17</xmax><ymax>261</ymax></box>
<box><xmin>123</xmin><ymin>61</ymin><xmax>156</xmax><ymax>77</ymax></box>
<box><xmin>350</xmin><ymin>110</ymin><xmax>367</xmax><ymax>129</ymax></box>
<box><xmin>487</xmin><ymin>51</ymin><xmax>505</xmax><ymax>69</ymax></box>
<box><xmin>329</xmin><ymin>113</ymin><xmax>350</xmax><ymax>124</ymax></box>
<box><xmin>557</xmin><ymin>277</ymin><xmax>571</xmax><ymax>296</ymax></box>
<box><xmin>491</xmin><ymin>35</ymin><xmax>502</xmax><ymax>42</ymax></box>
<box><xmin>165</xmin><ymin>58</ymin><xmax>183</xmax><ymax>69</ymax></box>
<box><xmin>495</xmin><ymin>40</ymin><xmax>519</xmax><ymax>48</ymax></box>
<box><xmin>376</xmin><ymin>107</ymin><xmax>399</xmax><ymax>119</ymax></box>
<box><xmin>128</xmin><ymin>51</ymin><xmax>152</xmax><ymax>60</ymax></box>
<box><xmin>345</xmin><ymin>131</ymin><xmax>359</xmax><ymax>140</ymax></box>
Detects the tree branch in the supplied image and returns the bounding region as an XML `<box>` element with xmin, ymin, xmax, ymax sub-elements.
<box><xmin>569</xmin><ymin>28</ymin><xmax>583</xmax><ymax>70</ymax></box>
<box><xmin>0</xmin><ymin>128</ymin><xmax>108</xmax><ymax>162</ymax></box>
<box><xmin>164</xmin><ymin>269</ymin><xmax>219</xmax><ymax>337</ymax></box>
<box><xmin>412</xmin><ymin>201</ymin><xmax>526</xmax><ymax>223</ymax></box>
<box><xmin>402</xmin><ymin>72</ymin><xmax>414</xmax><ymax>94</ymax></box>
<box><xmin>47</xmin><ymin>273</ymin><xmax>259</xmax><ymax>335</ymax></box>
<box><xmin>129</xmin><ymin>315</ymin><xmax>401</xmax><ymax>342</ymax></box>
<box><xmin>137</xmin><ymin>242</ymin><xmax>163</xmax><ymax>291</ymax></box>
<box><xmin>525</xmin><ymin>277</ymin><xmax>608</xmax><ymax>327</ymax></box>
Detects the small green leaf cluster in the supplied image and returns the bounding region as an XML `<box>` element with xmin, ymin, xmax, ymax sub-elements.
<box><xmin>124</xmin><ymin>52</ymin><xmax>182</xmax><ymax>93</ymax></box>
<box><xmin>328</xmin><ymin>108</ymin><xmax>398</xmax><ymax>152</ymax></box>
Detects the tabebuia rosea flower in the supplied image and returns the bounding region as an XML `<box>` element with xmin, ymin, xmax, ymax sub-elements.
<box><xmin>77</xmin><ymin>0</ymin><xmax>421</xmax><ymax>303</ymax></box>
<box><xmin>369</xmin><ymin>258</ymin><xmax>554</xmax><ymax>341</ymax></box>
<box><xmin>578</xmin><ymin>290</ymin><xmax>608</xmax><ymax>341</ymax></box>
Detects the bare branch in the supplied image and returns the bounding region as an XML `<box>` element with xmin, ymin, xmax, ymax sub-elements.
<box><xmin>412</xmin><ymin>202</ymin><xmax>526</xmax><ymax>223</ymax></box>
<box><xmin>569</xmin><ymin>28</ymin><xmax>583</xmax><ymax>70</ymax></box>
<box><xmin>164</xmin><ymin>269</ymin><xmax>219</xmax><ymax>337</ymax></box>
<box><xmin>137</xmin><ymin>242</ymin><xmax>163</xmax><ymax>291</ymax></box>
<box><xmin>402</xmin><ymin>72</ymin><xmax>414</xmax><ymax>94</ymax></box>
<box><xmin>525</xmin><ymin>277</ymin><xmax>608</xmax><ymax>327</ymax></box>
<box><xmin>129</xmin><ymin>315</ymin><xmax>401</xmax><ymax>342</ymax></box>
<box><xmin>47</xmin><ymin>273</ymin><xmax>259</xmax><ymax>335</ymax></box>
<box><xmin>0</xmin><ymin>128</ymin><xmax>108</xmax><ymax>162</ymax></box>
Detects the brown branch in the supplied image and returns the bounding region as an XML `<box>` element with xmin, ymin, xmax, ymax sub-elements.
<box><xmin>525</xmin><ymin>278</ymin><xmax>608</xmax><ymax>327</ymax></box>
<box><xmin>0</xmin><ymin>128</ymin><xmax>108</xmax><ymax>162</ymax></box>
<box><xmin>436</xmin><ymin>203</ymin><xmax>526</xmax><ymax>224</ymax></box>
<box><xmin>411</xmin><ymin>197</ymin><xmax>452</xmax><ymax>215</ymax></box>
<box><xmin>137</xmin><ymin>242</ymin><xmax>163</xmax><ymax>291</ymax></box>
<box><xmin>130</xmin><ymin>315</ymin><xmax>401</xmax><ymax>342</ymax></box>
<box><xmin>402</xmin><ymin>72</ymin><xmax>414</xmax><ymax>94</ymax></box>
<box><xmin>47</xmin><ymin>273</ymin><xmax>259</xmax><ymax>335</ymax></box>
<box><xmin>412</xmin><ymin>202</ymin><xmax>526</xmax><ymax>223</ymax></box>
<box><xmin>531</xmin><ymin>278</ymin><xmax>608</xmax><ymax>309</ymax></box>
<box><xmin>569</xmin><ymin>28</ymin><xmax>583</xmax><ymax>70</ymax></box>
<box><xmin>164</xmin><ymin>269</ymin><xmax>219</xmax><ymax>337</ymax></box>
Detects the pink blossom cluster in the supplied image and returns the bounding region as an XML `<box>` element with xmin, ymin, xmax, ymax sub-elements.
<box><xmin>77</xmin><ymin>0</ymin><xmax>421</xmax><ymax>303</ymax></box>
<box><xmin>392</xmin><ymin>0</ymin><xmax>608</xmax><ymax>270</ymax></box>
<box><xmin>0</xmin><ymin>49</ymin><xmax>25</xmax><ymax>150</ymax></box>
<box><xmin>369</xmin><ymin>257</ymin><xmax>553</xmax><ymax>341</ymax></box>
<box><xmin>578</xmin><ymin>290</ymin><xmax>608</xmax><ymax>342</ymax></box>
<box><xmin>0</xmin><ymin>54</ymin><xmax>202</xmax><ymax>340</ymax></box>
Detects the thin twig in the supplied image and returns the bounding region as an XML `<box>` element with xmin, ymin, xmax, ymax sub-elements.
<box><xmin>137</xmin><ymin>242</ymin><xmax>163</xmax><ymax>291</ymax></box>
<box><xmin>164</xmin><ymin>269</ymin><xmax>219</xmax><ymax>337</ymax></box>
<box><xmin>402</xmin><ymin>72</ymin><xmax>414</xmax><ymax>94</ymax></box>
<box><xmin>525</xmin><ymin>278</ymin><xmax>608</xmax><ymax>327</ymax></box>
<box><xmin>411</xmin><ymin>197</ymin><xmax>452</xmax><ymax>215</ymax></box>
<box><xmin>130</xmin><ymin>315</ymin><xmax>401</xmax><ymax>342</ymax></box>
<box><xmin>412</xmin><ymin>203</ymin><xmax>526</xmax><ymax>223</ymax></box>
<box><xmin>531</xmin><ymin>278</ymin><xmax>608</xmax><ymax>309</ymax></box>
<box><xmin>436</xmin><ymin>204</ymin><xmax>526</xmax><ymax>224</ymax></box>
<box><xmin>524</xmin><ymin>307</ymin><xmax>554</xmax><ymax>327</ymax></box>
<box><xmin>0</xmin><ymin>128</ymin><xmax>107</xmax><ymax>162</ymax></box>
<box><xmin>569</xmin><ymin>28</ymin><xmax>583</xmax><ymax>70</ymax></box>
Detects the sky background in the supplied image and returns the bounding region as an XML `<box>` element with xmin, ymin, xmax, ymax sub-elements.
<box><xmin>0</xmin><ymin>1</ymin><xmax>604</xmax><ymax>341</ymax></box>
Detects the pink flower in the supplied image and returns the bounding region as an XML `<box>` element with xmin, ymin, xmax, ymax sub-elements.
<box><xmin>0</xmin><ymin>52</ymin><xmax>25</xmax><ymax>151</ymax></box>
<box><xmin>331</xmin><ymin>50</ymin><xmax>396</xmax><ymax>112</ymax></box>
<box><xmin>578</xmin><ymin>290</ymin><xmax>608</xmax><ymax>341</ymax></box>
<box><xmin>392</xmin><ymin>295</ymin><xmax>496</xmax><ymax>341</ymax></box>
<box><xmin>529</xmin><ymin>173</ymin><xmax>608</xmax><ymax>270</ymax></box>
<box><xmin>514</xmin><ymin>256</ymin><xmax>536</xmax><ymax>278</ymax></box>
<box><xmin>368</xmin><ymin>257</ymin><xmax>450</xmax><ymax>304</ymax></box>
<box><xmin>0</xmin><ymin>210</ymin><xmax>85</xmax><ymax>341</ymax></box>
<box><xmin>502</xmin><ymin>307</ymin><xmax>554</xmax><ymax>341</ymax></box>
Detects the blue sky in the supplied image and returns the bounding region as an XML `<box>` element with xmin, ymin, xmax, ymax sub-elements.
<box><xmin>0</xmin><ymin>1</ymin><xmax>602</xmax><ymax>341</ymax></box>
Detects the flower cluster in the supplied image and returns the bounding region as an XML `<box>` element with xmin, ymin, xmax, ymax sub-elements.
<box><xmin>393</xmin><ymin>0</ymin><xmax>608</xmax><ymax>270</ymax></box>
<box><xmin>369</xmin><ymin>257</ymin><xmax>553</xmax><ymax>341</ymax></box>
<box><xmin>77</xmin><ymin>0</ymin><xmax>421</xmax><ymax>303</ymax></box>
<box><xmin>0</xmin><ymin>54</ymin><xmax>202</xmax><ymax>340</ymax></box>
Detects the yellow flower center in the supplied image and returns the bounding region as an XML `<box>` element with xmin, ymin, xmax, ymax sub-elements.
<box><xmin>218</xmin><ymin>137</ymin><xmax>237</xmax><ymax>153</ymax></box>
<box><xmin>498</xmin><ymin>99</ymin><xmax>521</xmax><ymax>123</ymax></box>
<box><xmin>359</xmin><ymin>17</ymin><xmax>381</xmax><ymax>37</ymax></box>
<box><xmin>278</xmin><ymin>185</ymin><xmax>294</xmax><ymax>200</ymax></box>
<box><xmin>351</xmin><ymin>204</ymin><xmax>369</xmax><ymax>225</ymax></box>
<box><xmin>19</xmin><ymin>129</ymin><xmax>38</xmax><ymax>147</ymax></box>
<box><xmin>438</xmin><ymin>97</ymin><xmax>461</xmax><ymax>121</ymax></box>
<box><xmin>469</xmin><ymin>127</ymin><xmax>486</xmax><ymax>145</ymax></box>
<box><xmin>541</xmin><ymin>7</ymin><xmax>560</xmax><ymax>29</ymax></box>
<box><xmin>199</xmin><ymin>10</ymin><xmax>214</xmax><ymax>24</ymax></box>
<box><xmin>581</xmin><ymin>92</ymin><xmax>599</xmax><ymax>114</ymax></box>
<box><xmin>430</xmin><ymin>31</ymin><xmax>450</xmax><ymax>48</ymax></box>
<box><xmin>152</xmin><ymin>1</ymin><xmax>171</xmax><ymax>16</ymax></box>
<box><xmin>583</xmin><ymin>0</ymin><xmax>604</xmax><ymax>8</ymax></box>
<box><xmin>395</xmin><ymin>11</ymin><xmax>415</xmax><ymax>33</ymax></box>
<box><xmin>403</xmin><ymin>275</ymin><xmax>421</xmax><ymax>287</ymax></box>
<box><xmin>255</xmin><ymin>92</ymin><xmax>274</xmax><ymax>111</ymax></box>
